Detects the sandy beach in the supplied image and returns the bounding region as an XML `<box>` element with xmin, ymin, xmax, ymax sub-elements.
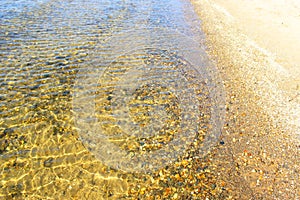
<box><xmin>190</xmin><ymin>0</ymin><xmax>300</xmax><ymax>198</ymax></box>
<box><xmin>1</xmin><ymin>0</ymin><xmax>299</xmax><ymax>199</ymax></box>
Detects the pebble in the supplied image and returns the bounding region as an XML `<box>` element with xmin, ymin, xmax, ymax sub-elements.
<box><xmin>172</xmin><ymin>193</ymin><xmax>178</xmax><ymax>199</ymax></box>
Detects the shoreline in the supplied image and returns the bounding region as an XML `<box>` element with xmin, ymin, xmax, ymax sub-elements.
<box><xmin>191</xmin><ymin>0</ymin><xmax>300</xmax><ymax>136</ymax></box>
<box><xmin>190</xmin><ymin>0</ymin><xmax>300</xmax><ymax>198</ymax></box>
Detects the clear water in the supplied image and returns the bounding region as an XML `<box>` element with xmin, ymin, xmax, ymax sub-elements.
<box><xmin>0</xmin><ymin>0</ymin><xmax>225</xmax><ymax>198</ymax></box>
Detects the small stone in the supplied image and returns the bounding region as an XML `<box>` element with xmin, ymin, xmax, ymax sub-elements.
<box><xmin>44</xmin><ymin>158</ymin><xmax>54</xmax><ymax>167</ymax></box>
<box><xmin>140</xmin><ymin>187</ymin><xmax>146</xmax><ymax>195</ymax></box>
<box><xmin>172</xmin><ymin>193</ymin><xmax>178</xmax><ymax>199</ymax></box>
<box><xmin>181</xmin><ymin>160</ymin><xmax>189</xmax><ymax>167</ymax></box>
<box><xmin>164</xmin><ymin>187</ymin><xmax>172</xmax><ymax>195</ymax></box>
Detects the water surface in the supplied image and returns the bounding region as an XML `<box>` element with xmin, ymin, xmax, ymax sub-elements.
<box><xmin>0</xmin><ymin>0</ymin><xmax>225</xmax><ymax>198</ymax></box>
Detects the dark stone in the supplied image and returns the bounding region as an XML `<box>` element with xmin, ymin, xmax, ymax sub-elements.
<box><xmin>107</xmin><ymin>96</ymin><xmax>112</xmax><ymax>101</ymax></box>
<box><xmin>44</xmin><ymin>157</ymin><xmax>54</xmax><ymax>167</ymax></box>
<box><xmin>2</xmin><ymin>128</ymin><xmax>14</xmax><ymax>137</ymax></box>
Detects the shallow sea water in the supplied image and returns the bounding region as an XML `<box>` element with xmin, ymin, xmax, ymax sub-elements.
<box><xmin>0</xmin><ymin>0</ymin><xmax>226</xmax><ymax>199</ymax></box>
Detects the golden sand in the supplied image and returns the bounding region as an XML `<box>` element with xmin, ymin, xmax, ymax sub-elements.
<box><xmin>190</xmin><ymin>0</ymin><xmax>300</xmax><ymax>198</ymax></box>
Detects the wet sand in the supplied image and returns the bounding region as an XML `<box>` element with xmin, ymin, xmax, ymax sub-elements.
<box><xmin>190</xmin><ymin>0</ymin><xmax>300</xmax><ymax>199</ymax></box>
